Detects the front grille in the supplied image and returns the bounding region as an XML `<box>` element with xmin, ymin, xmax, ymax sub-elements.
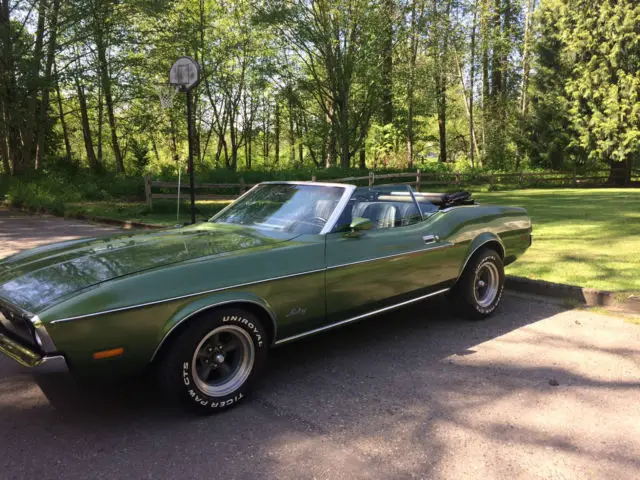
<box><xmin>0</xmin><ymin>302</ymin><xmax>37</xmax><ymax>347</ymax></box>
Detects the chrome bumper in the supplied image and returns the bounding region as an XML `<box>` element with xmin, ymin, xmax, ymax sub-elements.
<box><xmin>0</xmin><ymin>299</ymin><xmax>67</xmax><ymax>372</ymax></box>
<box><xmin>0</xmin><ymin>331</ymin><xmax>69</xmax><ymax>372</ymax></box>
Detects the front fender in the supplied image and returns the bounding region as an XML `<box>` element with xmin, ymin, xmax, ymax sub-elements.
<box><xmin>151</xmin><ymin>291</ymin><xmax>278</xmax><ymax>361</ymax></box>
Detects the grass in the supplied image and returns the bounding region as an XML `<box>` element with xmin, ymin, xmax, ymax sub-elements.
<box><xmin>474</xmin><ymin>189</ymin><xmax>640</xmax><ymax>292</ymax></box>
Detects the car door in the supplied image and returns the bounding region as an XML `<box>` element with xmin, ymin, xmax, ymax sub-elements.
<box><xmin>324</xmin><ymin>189</ymin><xmax>458</xmax><ymax>323</ymax></box>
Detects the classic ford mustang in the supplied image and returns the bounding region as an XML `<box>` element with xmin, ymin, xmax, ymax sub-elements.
<box><xmin>0</xmin><ymin>181</ymin><xmax>531</xmax><ymax>413</ymax></box>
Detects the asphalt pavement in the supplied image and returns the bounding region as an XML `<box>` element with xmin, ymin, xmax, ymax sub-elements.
<box><xmin>1</xmin><ymin>209</ymin><xmax>639</xmax><ymax>479</ymax></box>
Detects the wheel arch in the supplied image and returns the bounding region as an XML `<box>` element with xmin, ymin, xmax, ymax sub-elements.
<box><xmin>458</xmin><ymin>233</ymin><xmax>505</xmax><ymax>278</ymax></box>
<box><xmin>150</xmin><ymin>293</ymin><xmax>277</xmax><ymax>365</ymax></box>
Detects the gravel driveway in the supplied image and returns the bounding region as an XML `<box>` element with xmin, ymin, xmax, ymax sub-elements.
<box><xmin>1</xmin><ymin>209</ymin><xmax>639</xmax><ymax>479</ymax></box>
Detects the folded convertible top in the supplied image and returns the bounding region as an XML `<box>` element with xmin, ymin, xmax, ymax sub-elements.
<box><xmin>414</xmin><ymin>191</ymin><xmax>474</xmax><ymax>208</ymax></box>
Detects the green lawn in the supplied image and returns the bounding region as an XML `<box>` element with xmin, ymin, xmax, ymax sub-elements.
<box><xmin>63</xmin><ymin>188</ymin><xmax>639</xmax><ymax>291</ymax></box>
<box><xmin>475</xmin><ymin>189</ymin><xmax>640</xmax><ymax>291</ymax></box>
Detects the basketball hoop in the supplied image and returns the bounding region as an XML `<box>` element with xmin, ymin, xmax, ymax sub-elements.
<box><xmin>162</xmin><ymin>56</ymin><xmax>201</xmax><ymax>225</ymax></box>
<box><xmin>154</xmin><ymin>83</ymin><xmax>179</xmax><ymax>109</ymax></box>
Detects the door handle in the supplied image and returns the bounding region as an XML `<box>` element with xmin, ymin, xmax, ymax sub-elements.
<box><xmin>423</xmin><ymin>235</ymin><xmax>439</xmax><ymax>244</ymax></box>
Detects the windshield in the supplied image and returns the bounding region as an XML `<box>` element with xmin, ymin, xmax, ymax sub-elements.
<box><xmin>211</xmin><ymin>183</ymin><xmax>345</xmax><ymax>234</ymax></box>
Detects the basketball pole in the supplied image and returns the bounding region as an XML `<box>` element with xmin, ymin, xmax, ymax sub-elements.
<box><xmin>186</xmin><ymin>88</ymin><xmax>196</xmax><ymax>224</ymax></box>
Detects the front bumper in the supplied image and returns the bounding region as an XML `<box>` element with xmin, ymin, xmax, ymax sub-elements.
<box><xmin>0</xmin><ymin>329</ymin><xmax>69</xmax><ymax>372</ymax></box>
<box><xmin>0</xmin><ymin>300</ymin><xmax>68</xmax><ymax>373</ymax></box>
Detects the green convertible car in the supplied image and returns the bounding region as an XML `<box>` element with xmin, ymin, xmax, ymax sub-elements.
<box><xmin>0</xmin><ymin>181</ymin><xmax>531</xmax><ymax>413</ymax></box>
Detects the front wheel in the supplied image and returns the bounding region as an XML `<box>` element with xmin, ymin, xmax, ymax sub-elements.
<box><xmin>157</xmin><ymin>308</ymin><xmax>268</xmax><ymax>414</ymax></box>
<box><xmin>454</xmin><ymin>248</ymin><xmax>505</xmax><ymax>319</ymax></box>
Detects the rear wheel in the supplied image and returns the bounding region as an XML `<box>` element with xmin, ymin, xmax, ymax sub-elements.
<box><xmin>455</xmin><ymin>248</ymin><xmax>504</xmax><ymax>319</ymax></box>
<box><xmin>157</xmin><ymin>308</ymin><xmax>268</xmax><ymax>414</ymax></box>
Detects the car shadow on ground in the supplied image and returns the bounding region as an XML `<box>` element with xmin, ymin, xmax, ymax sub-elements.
<box><xmin>0</xmin><ymin>296</ymin><xmax>542</xmax><ymax>424</ymax></box>
<box><xmin>20</xmin><ymin>295</ymin><xmax>545</xmax><ymax>420</ymax></box>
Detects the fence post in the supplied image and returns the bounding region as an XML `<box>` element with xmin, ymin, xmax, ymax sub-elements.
<box><xmin>144</xmin><ymin>174</ymin><xmax>152</xmax><ymax>210</ymax></box>
<box><xmin>416</xmin><ymin>169</ymin><xmax>421</xmax><ymax>192</ymax></box>
<box><xmin>369</xmin><ymin>171</ymin><xmax>374</xmax><ymax>187</ymax></box>
<box><xmin>311</xmin><ymin>175</ymin><xmax>316</xmax><ymax>182</ymax></box>
<box><xmin>455</xmin><ymin>172</ymin><xmax>460</xmax><ymax>185</ymax></box>
<box><xmin>490</xmin><ymin>174</ymin><xmax>496</xmax><ymax>189</ymax></box>
<box><xmin>239</xmin><ymin>177</ymin><xmax>245</xmax><ymax>194</ymax></box>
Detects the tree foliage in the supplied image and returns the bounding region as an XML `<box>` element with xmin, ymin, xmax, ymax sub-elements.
<box><xmin>0</xmin><ymin>0</ymin><xmax>637</xmax><ymax>183</ymax></box>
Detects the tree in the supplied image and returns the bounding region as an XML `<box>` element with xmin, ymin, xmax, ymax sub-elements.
<box><xmin>261</xmin><ymin>0</ymin><xmax>385</xmax><ymax>167</ymax></box>
<box><xmin>528</xmin><ymin>0</ymin><xmax>640</xmax><ymax>184</ymax></box>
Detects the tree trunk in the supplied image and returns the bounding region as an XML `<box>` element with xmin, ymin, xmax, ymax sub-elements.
<box><xmin>434</xmin><ymin>0</ymin><xmax>452</xmax><ymax>163</ymax></box>
<box><xmin>150</xmin><ymin>134</ymin><xmax>160</xmax><ymax>163</ymax></box>
<box><xmin>437</xmin><ymin>75</ymin><xmax>447</xmax><ymax>163</ymax></box>
<box><xmin>480</xmin><ymin>0</ymin><xmax>490</xmax><ymax>157</ymax></box>
<box><xmin>274</xmin><ymin>101</ymin><xmax>280</xmax><ymax>164</ymax></box>
<box><xmin>407</xmin><ymin>1</ymin><xmax>419</xmax><ymax>169</ymax></box>
<box><xmin>338</xmin><ymin>94</ymin><xmax>350</xmax><ymax>168</ymax></box>
<box><xmin>0</xmin><ymin>96</ymin><xmax>9</xmax><ymax>173</ymax></box>
<box><xmin>76</xmin><ymin>80</ymin><xmax>99</xmax><ymax>170</ymax></box>
<box><xmin>490</xmin><ymin>0</ymin><xmax>502</xmax><ymax>102</ymax></box>
<box><xmin>326</xmin><ymin>126</ymin><xmax>336</xmax><ymax>168</ymax></box>
<box><xmin>0</xmin><ymin>126</ymin><xmax>9</xmax><ymax>174</ymax></box>
<box><xmin>97</xmin><ymin>83</ymin><xmax>103</xmax><ymax>165</ymax></box>
<box><xmin>0</xmin><ymin>96</ymin><xmax>10</xmax><ymax>173</ymax></box>
<box><xmin>288</xmin><ymin>94</ymin><xmax>295</xmax><ymax>165</ymax></box>
<box><xmin>381</xmin><ymin>0</ymin><xmax>394</xmax><ymax>125</ymax></box>
<box><xmin>262</xmin><ymin>97</ymin><xmax>269</xmax><ymax>166</ymax></box>
<box><xmin>297</xmin><ymin>114</ymin><xmax>303</xmax><ymax>167</ymax></box>
<box><xmin>0</xmin><ymin>0</ymin><xmax>20</xmax><ymax>173</ymax></box>
<box><xmin>21</xmin><ymin>0</ymin><xmax>47</xmax><ymax>171</ymax></box>
<box><xmin>469</xmin><ymin>0</ymin><xmax>478</xmax><ymax>167</ymax></box>
<box><xmin>95</xmin><ymin>28</ymin><xmax>124</xmax><ymax>173</ymax></box>
<box><xmin>454</xmin><ymin>48</ymin><xmax>480</xmax><ymax>164</ymax></box>
<box><xmin>520</xmin><ymin>0</ymin><xmax>535</xmax><ymax>115</ymax></box>
<box><xmin>54</xmin><ymin>62</ymin><xmax>72</xmax><ymax>162</ymax></box>
<box><xmin>35</xmin><ymin>0</ymin><xmax>61</xmax><ymax>168</ymax></box>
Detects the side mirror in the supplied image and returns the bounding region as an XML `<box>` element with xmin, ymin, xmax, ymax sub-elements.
<box><xmin>344</xmin><ymin>217</ymin><xmax>372</xmax><ymax>238</ymax></box>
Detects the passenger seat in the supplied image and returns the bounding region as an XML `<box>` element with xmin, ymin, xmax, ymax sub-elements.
<box><xmin>360</xmin><ymin>203</ymin><xmax>397</xmax><ymax>229</ymax></box>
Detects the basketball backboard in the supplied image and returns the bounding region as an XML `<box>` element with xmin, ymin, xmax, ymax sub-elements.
<box><xmin>169</xmin><ymin>56</ymin><xmax>201</xmax><ymax>91</ymax></box>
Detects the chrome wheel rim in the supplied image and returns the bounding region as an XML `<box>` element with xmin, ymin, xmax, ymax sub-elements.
<box><xmin>474</xmin><ymin>261</ymin><xmax>500</xmax><ymax>308</ymax></box>
<box><xmin>191</xmin><ymin>325</ymin><xmax>255</xmax><ymax>397</ymax></box>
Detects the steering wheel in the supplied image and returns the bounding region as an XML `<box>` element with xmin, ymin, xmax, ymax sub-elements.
<box><xmin>311</xmin><ymin>216</ymin><xmax>327</xmax><ymax>225</ymax></box>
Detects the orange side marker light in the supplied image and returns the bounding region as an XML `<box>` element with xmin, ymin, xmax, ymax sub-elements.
<box><xmin>93</xmin><ymin>347</ymin><xmax>124</xmax><ymax>360</ymax></box>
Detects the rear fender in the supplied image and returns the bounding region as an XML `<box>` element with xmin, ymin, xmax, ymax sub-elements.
<box><xmin>458</xmin><ymin>232</ymin><xmax>505</xmax><ymax>277</ymax></box>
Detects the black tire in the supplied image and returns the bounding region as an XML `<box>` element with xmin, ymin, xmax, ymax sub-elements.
<box><xmin>157</xmin><ymin>307</ymin><xmax>268</xmax><ymax>414</ymax></box>
<box><xmin>454</xmin><ymin>248</ymin><xmax>505</xmax><ymax>320</ymax></box>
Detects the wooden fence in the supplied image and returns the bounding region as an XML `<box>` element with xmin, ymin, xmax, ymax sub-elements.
<box><xmin>144</xmin><ymin>170</ymin><xmax>636</xmax><ymax>208</ymax></box>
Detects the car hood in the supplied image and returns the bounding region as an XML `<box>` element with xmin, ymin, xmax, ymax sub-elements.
<box><xmin>0</xmin><ymin>223</ymin><xmax>297</xmax><ymax>312</ymax></box>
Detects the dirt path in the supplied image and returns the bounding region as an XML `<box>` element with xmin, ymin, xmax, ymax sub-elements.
<box><xmin>0</xmin><ymin>208</ymin><xmax>121</xmax><ymax>259</ymax></box>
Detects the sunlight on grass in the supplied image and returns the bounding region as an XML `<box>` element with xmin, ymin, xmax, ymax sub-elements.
<box><xmin>475</xmin><ymin>189</ymin><xmax>640</xmax><ymax>291</ymax></box>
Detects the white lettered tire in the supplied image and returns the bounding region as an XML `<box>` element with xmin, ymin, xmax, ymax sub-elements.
<box><xmin>158</xmin><ymin>307</ymin><xmax>268</xmax><ymax>414</ymax></box>
<box><xmin>455</xmin><ymin>248</ymin><xmax>505</xmax><ymax>319</ymax></box>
